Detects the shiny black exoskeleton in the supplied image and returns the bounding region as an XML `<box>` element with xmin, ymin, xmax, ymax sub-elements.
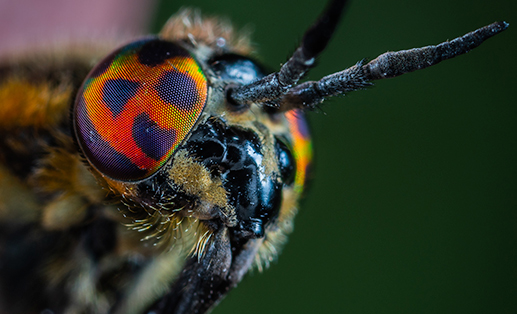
<box><xmin>184</xmin><ymin>120</ymin><xmax>294</xmax><ymax>240</ymax></box>
<box><xmin>144</xmin><ymin>119</ymin><xmax>297</xmax><ymax>314</ymax></box>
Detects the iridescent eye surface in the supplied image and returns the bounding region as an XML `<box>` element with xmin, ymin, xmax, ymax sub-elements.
<box><xmin>74</xmin><ymin>38</ymin><xmax>208</xmax><ymax>181</ymax></box>
<box><xmin>285</xmin><ymin>110</ymin><xmax>312</xmax><ymax>193</ymax></box>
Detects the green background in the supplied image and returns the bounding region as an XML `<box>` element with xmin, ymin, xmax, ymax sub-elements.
<box><xmin>153</xmin><ymin>0</ymin><xmax>516</xmax><ymax>313</ymax></box>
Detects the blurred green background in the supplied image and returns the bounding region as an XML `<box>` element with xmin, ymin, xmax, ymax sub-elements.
<box><xmin>152</xmin><ymin>0</ymin><xmax>517</xmax><ymax>313</ymax></box>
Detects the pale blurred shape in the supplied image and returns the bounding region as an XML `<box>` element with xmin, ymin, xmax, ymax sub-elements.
<box><xmin>0</xmin><ymin>0</ymin><xmax>158</xmax><ymax>54</ymax></box>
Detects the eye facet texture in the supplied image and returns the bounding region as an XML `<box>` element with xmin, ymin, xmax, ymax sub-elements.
<box><xmin>74</xmin><ymin>38</ymin><xmax>208</xmax><ymax>181</ymax></box>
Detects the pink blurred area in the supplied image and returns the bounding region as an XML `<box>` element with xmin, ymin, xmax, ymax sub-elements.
<box><xmin>0</xmin><ymin>0</ymin><xmax>158</xmax><ymax>54</ymax></box>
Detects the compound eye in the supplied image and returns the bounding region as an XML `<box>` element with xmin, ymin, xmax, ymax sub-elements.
<box><xmin>74</xmin><ymin>38</ymin><xmax>208</xmax><ymax>181</ymax></box>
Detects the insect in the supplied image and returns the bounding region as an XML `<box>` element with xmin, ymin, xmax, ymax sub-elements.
<box><xmin>0</xmin><ymin>0</ymin><xmax>510</xmax><ymax>313</ymax></box>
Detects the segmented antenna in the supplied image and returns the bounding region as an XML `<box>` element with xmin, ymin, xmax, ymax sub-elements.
<box><xmin>227</xmin><ymin>0</ymin><xmax>508</xmax><ymax>111</ymax></box>
<box><xmin>227</xmin><ymin>0</ymin><xmax>349</xmax><ymax>107</ymax></box>
<box><xmin>279</xmin><ymin>21</ymin><xmax>509</xmax><ymax>111</ymax></box>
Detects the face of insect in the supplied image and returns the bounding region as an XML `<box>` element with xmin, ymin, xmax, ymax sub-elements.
<box><xmin>0</xmin><ymin>0</ymin><xmax>510</xmax><ymax>313</ymax></box>
<box><xmin>73</xmin><ymin>37</ymin><xmax>309</xmax><ymax>236</ymax></box>
<box><xmin>72</xmin><ymin>33</ymin><xmax>311</xmax><ymax>269</ymax></box>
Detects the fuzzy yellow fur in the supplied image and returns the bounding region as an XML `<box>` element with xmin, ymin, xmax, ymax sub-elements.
<box><xmin>0</xmin><ymin>78</ymin><xmax>72</xmax><ymax>130</ymax></box>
